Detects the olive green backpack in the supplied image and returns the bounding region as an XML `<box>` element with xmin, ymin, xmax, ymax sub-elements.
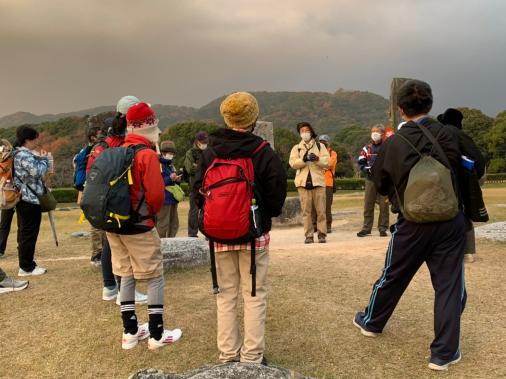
<box><xmin>394</xmin><ymin>123</ymin><xmax>459</xmax><ymax>223</ymax></box>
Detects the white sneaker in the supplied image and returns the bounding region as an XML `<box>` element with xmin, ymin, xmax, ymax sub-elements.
<box><xmin>102</xmin><ymin>286</ymin><xmax>118</xmax><ymax>301</ymax></box>
<box><xmin>18</xmin><ymin>266</ymin><xmax>47</xmax><ymax>276</ymax></box>
<box><xmin>0</xmin><ymin>276</ymin><xmax>29</xmax><ymax>294</ymax></box>
<box><xmin>464</xmin><ymin>254</ymin><xmax>475</xmax><ymax>263</ymax></box>
<box><xmin>116</xmin><ymin>290</ymin><xmax>148</xmax><ymax>305</ymax></box>
<box><xmin>121</xmin><ymin>322</ymin><xmax>150</xmax><ymax>350</ymax></box>
<box><xmin>148</xmin><ymin>328</ymin><xmax>182</xmax><ymax>350</ymax></box>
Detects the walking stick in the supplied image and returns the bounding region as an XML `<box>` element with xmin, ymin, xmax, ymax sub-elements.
<box><xmin>48</xmin><ymin>210</ymin><xmax>59</xmax><ymax>247</ymax></box>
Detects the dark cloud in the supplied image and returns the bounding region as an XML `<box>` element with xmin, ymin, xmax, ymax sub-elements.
<box><xmin>0</xmin><ymin>0</ymin><xmax>505</xmax><ymax>117</ymax></box>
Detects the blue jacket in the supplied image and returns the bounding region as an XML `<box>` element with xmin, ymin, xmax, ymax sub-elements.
<box><xmin>160</xmin><ymin>157</ymin><xmax>178</xmax><ymax>205</ymax></box>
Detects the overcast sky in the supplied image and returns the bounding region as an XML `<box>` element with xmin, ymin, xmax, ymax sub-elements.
<box><xmin>1</xmin><ymin>0</ymin><xmax>505</xmax><ymax>117</ymax></box>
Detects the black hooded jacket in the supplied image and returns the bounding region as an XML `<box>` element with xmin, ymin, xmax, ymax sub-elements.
<box><xmin>192</xmin><ymin>128</ymin><xmax>287</xmax><ymax>233</ymax></box>
<box><xmin>371</xmin><ymin>117</ymin><xmax>461</xmax><ymax>215</ymax></box>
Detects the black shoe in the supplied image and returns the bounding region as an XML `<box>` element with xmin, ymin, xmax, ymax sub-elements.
<box><xmin>318</xmin><ymin>234</ymin><xmax>326</xmax><ymax>243</ymax></box>
<box><xmin>327</xmin><ymin>228</ymin><xmax>332</xmax><ymax>234</ymax></box>
<box><xmin>304</xmin><ymin>237</ymin><xmax>314</xmax><ymax>244</ymax></box>
<box><xmin>357</xmin><ymin>230</ymin><xmax>371</xmax><ymax>237</ymax></box>
<box><xmin>353</xmin><ymin>312</ymin><xmax>379</xmax><ymax>337</ymax></box>
<box><xmin>379</xmin><ymin>231</ymin><xmax>388</xmax><ymax>237</ymax></box>
<box><xmin>428</xmin><ymin>350</ymin><xmax>462</xmax><ymax>371</ymax></box>
<box><xmin>261</xmin><ymin>356</ymin><xmax>268</xmax><ymax>366</ymax></box>
<box><xmin>0</xmin><ymin>251</ymin><xmax>5</xmax><ymax>259</ymax></box>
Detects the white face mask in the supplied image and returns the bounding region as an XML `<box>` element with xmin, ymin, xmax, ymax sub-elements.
<box><xmin>164</xmin><ymin>153</ymin><xmax>174</xmax><ymax>160</ymax></box>
<box><xmin>371</xmin><ymin>132</ymin><xmax>382</xmax><ymax>142</ymax></box>
<box><xmin>198</xmin><ymin>143</ymin><xmax>207</xmax><ymax>150</ymax></box>
<box><xmin>300</xmin><ymin>132</ymin><xmax>311</xmax><ymax>142</ymax></box>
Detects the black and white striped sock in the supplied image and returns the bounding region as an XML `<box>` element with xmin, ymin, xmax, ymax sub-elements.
<box><xmin>148</xmin><ymin>305</ymin><xmax>163</xmax><ymax>340</ymax></box>
<box><xmin>121</xmin><ymin>301</ymin><xmax>138</xmax><ymax>335</ymax></box>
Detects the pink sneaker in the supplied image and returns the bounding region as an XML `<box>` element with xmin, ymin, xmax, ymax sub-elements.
<box><xmin>121</xmin><ymin>322</ymin><xmax>150</xmax><ymax>350</ymax></box>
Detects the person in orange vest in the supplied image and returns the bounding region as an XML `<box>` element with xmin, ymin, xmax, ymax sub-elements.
<box><xmin>311</xmin><ymin>135</ymin><xmax>338</xmax><ymax>233</ymax></box>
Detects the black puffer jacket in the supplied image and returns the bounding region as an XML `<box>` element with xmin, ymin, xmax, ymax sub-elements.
<box><xmin>192</xmin><ymin>128</ymin><xmax>287</xmax><ymax>233</ymax></box>
<box><xmin>371</xmin><ymin>117</ymin><xmax>461</xmax><ymax>215</ymax></box>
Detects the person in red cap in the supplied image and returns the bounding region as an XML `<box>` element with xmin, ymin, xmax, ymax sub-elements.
<box><xmin>107</xmin><ymin>102</ymin><xmax>182</xmax><ymax>350</ymax></box>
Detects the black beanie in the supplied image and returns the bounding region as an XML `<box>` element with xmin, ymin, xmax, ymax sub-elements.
<box><xmin>439</xmin><ymin>108</ymin><xmax>463</xmax><ymax>129</ymax></box>
<box><xmin>15</xmin><ymin>126</ymin><xmax>39</xmax><ymax>147</ymax></box>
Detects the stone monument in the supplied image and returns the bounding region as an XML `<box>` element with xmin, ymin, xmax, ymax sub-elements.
<box><xmin>254</xmin><ymin>121</ymin><xmax>274</xmax><ymax>148</ymax></box>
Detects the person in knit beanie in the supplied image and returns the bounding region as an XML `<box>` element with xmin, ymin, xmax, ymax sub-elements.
<box><xmin>126</xmin><ymin>102</ymin><xmax>161</xmax><ymax>144</ymax></box>
<box><xmin>107</xmin><ymin>101</ymin><xmax>182</xmax><ymax>350</ymax></box>
<box><xmin>219</xmin><ymin>91</ymin><xmax>259</xmax><ymax>129</ymax></box>
<box><xmin>192</xmin><ymin>91</ymin><xmax>287</xmax><ymax>364</ymax></box>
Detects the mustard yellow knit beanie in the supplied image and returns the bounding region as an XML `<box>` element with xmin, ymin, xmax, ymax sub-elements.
<box><xmin>219</xmin><ymin>92</ymin><xmax>259</xmax><ymax>129</ymax></box>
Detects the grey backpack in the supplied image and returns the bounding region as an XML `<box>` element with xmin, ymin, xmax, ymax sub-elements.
<box><xmin>395</xmin><ymin>124</ymin><xmax>458</xmax><ymax>223</ymax></box>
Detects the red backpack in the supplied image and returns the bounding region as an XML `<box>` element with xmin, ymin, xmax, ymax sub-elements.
<box><xmin>198</xmin><ymin>141</ymin><xmax>267</xmax><ymax>296</ymax></box>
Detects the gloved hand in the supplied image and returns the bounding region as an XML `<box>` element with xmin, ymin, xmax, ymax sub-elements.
<box><xmin>308</xmin><ymin>153</ymin><xmax>319</xmax><ymax>162</ymax></box>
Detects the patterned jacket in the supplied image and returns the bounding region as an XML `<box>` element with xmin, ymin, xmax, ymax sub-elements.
<box><xmin>13</xmin><ymin>147</ymin><xmax>49</xmax><ymax>205</ymax></box>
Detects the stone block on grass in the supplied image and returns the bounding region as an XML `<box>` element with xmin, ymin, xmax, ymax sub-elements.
<box><xmin>131</xmin><ymin>363</ymin><xmax>313</xmax><ymax>379</ymax></box>
<box><xmin>160</xmin><ymin>237</ymin><xmax>209</xmax><ymax>271</ymax></box>
<box><xmin>272</xmin><ymin>197</ymin><xmax>301</xmax><ymax>226</ymax></box>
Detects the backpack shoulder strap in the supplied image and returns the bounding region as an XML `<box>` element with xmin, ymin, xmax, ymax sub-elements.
<box><xmin>395</xmin><ymin>131</ymin><xmax>423</xmax><ymax>158</ymax></box>
<box><xmin>252</xmin><ymin>141</ymin><xmax>268</xmax><ymax>156</ymax></box>
<box><xmin>415</xmin><ymin>121</ymin><xmax>452</xmax><ymax>169</ymax></box>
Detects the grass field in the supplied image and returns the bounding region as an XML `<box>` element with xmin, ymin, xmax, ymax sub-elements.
<box><xmin>1</xmin><ymin>187</ymin><xmax>505</xmax><ymax>378</ymax></box>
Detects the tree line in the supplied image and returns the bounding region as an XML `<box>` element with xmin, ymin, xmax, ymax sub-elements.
<box><xmin>0</xmin><ymin>106</ymin><xmax>503</xmax><ymax>187</ymax></box>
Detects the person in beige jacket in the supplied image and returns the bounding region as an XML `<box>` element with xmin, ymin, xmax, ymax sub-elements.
<box><xmin>289</xmin><ymin>122</ymin><xmax>330</xmax><ymax>243</ymax></box>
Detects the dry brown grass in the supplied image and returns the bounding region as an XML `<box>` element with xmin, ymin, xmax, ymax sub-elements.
<box><xmin>1</xmin><ymin>187</ymin><xmax>505</xmax><ymax>378</ymax></box>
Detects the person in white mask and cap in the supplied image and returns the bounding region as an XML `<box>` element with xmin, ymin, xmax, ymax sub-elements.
<box><xmin>357</xmin><ymin>124</ymin><xmax>390</xmax><ymax>237</ymax></box>
<box><xmin>289</xmin><ymin>122</ymin><xmax>330</xmax><ymax>244</ymax></box>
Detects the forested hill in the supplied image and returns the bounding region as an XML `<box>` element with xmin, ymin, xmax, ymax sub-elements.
<box><xmin>194</xmin><ymin>90</ymin><xmax>389</xmax><ymax>134</ymax></box>
<box><xmin>0</xmin><ymin>90</ymin><xmax>389</xmax><ymax>133</ymax></box>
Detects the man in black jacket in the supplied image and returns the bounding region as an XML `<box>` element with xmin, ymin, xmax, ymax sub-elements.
<box><xmin>438</xmin><ymin>108</ymin><xmax>486</xmax><ymax>263</ymax></box>
<box><xmin>353</xmin><ymin>80</ymin><xmax>467</xmax><ymax>371</ymax></box>
<box><xmin>193</xmin><ymin>92</ymin><xmax>287</xmax><ymax>364</ymax></box>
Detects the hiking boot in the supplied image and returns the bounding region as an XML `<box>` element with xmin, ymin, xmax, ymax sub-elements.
<box><xmin>353</xmin><ymin>313</ymin><xmax>379</xmax><ymax>337</ymax></box>
<box><xmin>0</xmin><ymin>251</ymin><xmax>5</xmax><ymax>259</ymax></box>
<box><xmin>148</xmin><ymin>328</ymin><xmax>182</xmax><ymax>350</ymax></box>
<box><xmin>261</xmin><ymin>356</ymin><xmax>268</xmax><ymax>366</ymax></box>
<box><xmin>18</xmin><ymin>266</ymin><xmax>47</xmax><ymax>276</ymax></box>
<box><xmin>102</xmin><ymin>285</ymin><xmax>118</xmax><ymax>301</ymax></box>
<box><xmin>428</xmin><ymin>351</ymin><xmax>462</xmax><ymax>371</ymax></box>
<box><xmin>356</xmin><ymin>230</ymin><xmax>371</xmax><ymax>237</ymax></box>
<box><xmin>318</xmin><ymin>234</ymin><xmax>326</xmax><ymax>243</ymax></box>
<box><xmin>464</xmin><ymin>254</ymin><xmax>475</xmax><ymax>263</ymax></box>
<box><xmin>0</xmin><ymin>276</ymin><xmax>29</xmax><ymax>294</ymax></box>
<box><xmin>116</xmin><ymin>290</ymin><xmax>148</xmax><ymax>305</ymax></box>
<box><xmin>122</xmin><ymin>322</ymin><xmax>150</xmax><ymax>350</ymax></box>
<box><xmin>304</xmin><ymin>236</ymin><xmax>314</xmax><ymax>244</ymax></box>
<box><xmin>380</xmin><ymin>231</ymin><xmax>388</xmax><ymax>237</ymax></box>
